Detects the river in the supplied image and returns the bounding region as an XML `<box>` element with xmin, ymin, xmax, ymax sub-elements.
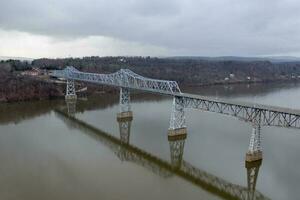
<box><xmin>0</xmin><ymin>82</ymin><xmax>300</xmax><ymax>200</ymax></box>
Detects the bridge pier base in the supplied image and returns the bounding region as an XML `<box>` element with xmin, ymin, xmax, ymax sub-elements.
<box><xmin>117</xmin><ymin>111</ymin><xmax>133</xmax><ymax>122</ymax></box>
<box><xmin>246</xmin><ymin>121</ymin><xmax>263</xmax><ymax>162</ymax></box>
<box><xmin>168</xmin><ymin>97</ymin><xmax>187</xmax><ymax>138</ymax></box>
<box><xmin>168</xmin><ymin>127</ymin><xmax>187</xmax><ymax>139</ymax></box>
<box><xmin>65</xmin><ymin>79</ymin><xmax>77</xmax><ymax>100</ymax></box>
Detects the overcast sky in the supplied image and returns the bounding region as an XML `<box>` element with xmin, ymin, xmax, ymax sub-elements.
<box><xmin>0</xmin><ymin>0</ymin><xmax>300</xmax><ymax>58</ymax></box>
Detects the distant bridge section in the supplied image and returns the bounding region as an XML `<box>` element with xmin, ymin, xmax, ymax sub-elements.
<box><xmin>51</xmin><ymin>66</ymin><xmax>181</xmax><ymax>94</ymax></box>
<box><xmin>178</xmin><ymin>93</ymin><xmax>300</xmax><ymax>128</ymax></box>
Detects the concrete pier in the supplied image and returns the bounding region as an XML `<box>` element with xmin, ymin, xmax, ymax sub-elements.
<box><xmin>245</xmin><ymin>150</ymin><xmax>263</xmax><ymax>162</ymax></box>
<box><xmin>117</xmin><ymin>111</ymin><xmax>133</xmax><ymax>122</ymax></box>
<box><xmin>65</xmin><ymin>94</ymin><xmax>77</xmax><ymax>100</ymax></box>
<box><xmin>168</xmin><ymin>127</ymin><xmax>187</xmax><ymax>140</ymax></box>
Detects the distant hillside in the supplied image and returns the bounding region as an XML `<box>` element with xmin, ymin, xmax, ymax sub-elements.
<box><xmin>2</xmin><ymin>56</ymin><xmax>300</xmax><ymax>102</ymax></box>
<box><xmin>0</xmin><ymin>56</ymin><xmax>33</xmax><ymax>62</ymax></box>
<box><xmin>30</xmin><ymin>56</ymin><xmax>300</xmax><ymax>86</ymax></box>
<box><xmin>168</xmin><ymin>56</ymin><xmax>300</xmax><ymax>63</ymax></box>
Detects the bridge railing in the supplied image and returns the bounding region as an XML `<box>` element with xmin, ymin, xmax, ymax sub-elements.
<box><xmin>179</xmin><ymin>94</ymin><xmax>300</xmax><ymax>129</ymax></box>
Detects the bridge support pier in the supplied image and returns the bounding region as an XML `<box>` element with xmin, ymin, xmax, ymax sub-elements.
<box><xmin>65</xmin><ymin>79</ymin><xmax>77</xmax><ymax>100</ymax></box>
<box><xmin>117</xmin><ymin>87</ymin><xmax>133</xmax><ymax>122</ymax></box>
<box><xmin>246</xmin><ymin>118</ymin><xmax>263</xmax><ymax>162</ymax></box>
<box><xmin>168</xmin><ymin>97</ymin><xmax>187</xmax><ymax>138</ymax></box>
<box><xmin>168</xmin><ymin>133</ymin><xmax>186</xmax><ymax>169</ymax></box>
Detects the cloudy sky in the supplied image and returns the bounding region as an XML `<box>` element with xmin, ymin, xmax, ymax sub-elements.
<box><xmin>0</xmin><ymin>0</ymin><xmax>300</xmax><ymax>58</ymax></box>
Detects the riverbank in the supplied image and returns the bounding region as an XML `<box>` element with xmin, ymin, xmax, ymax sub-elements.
<box><xmin>2</xmin><ymin>55</ymin><xmax>300</xmax><ymax>103</ymax></box>
<box><xmin>0</xmin><ymin>72</ymin><xmax>64</xmax><ymax>102</ymax></box>
<box><xmin>1</xmin><ymin>70</ymin><xmax>300</xmax><ymax>103</ymax></box>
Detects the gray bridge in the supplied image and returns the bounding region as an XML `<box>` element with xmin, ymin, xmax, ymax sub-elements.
<box><xmin>51</xmin><ymin>66</ymin><xmax>300</xmax><ymax>162</ymax></box>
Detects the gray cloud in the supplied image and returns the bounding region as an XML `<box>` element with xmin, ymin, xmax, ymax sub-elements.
<box><xmin>1</xmin><ymin>0</ymin><xmax>300</xmax><ymax>56</ymax></box>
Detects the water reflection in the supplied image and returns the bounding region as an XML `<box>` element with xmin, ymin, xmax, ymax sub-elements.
<box><xmin>0</xmin><ymin>100</ymin><xmax>63</xmax><ymax>125</ymax></box>
<box><xmin>117</xmin><ymin>112</ymin><xmax>132</xmax><ymax>144</ymax></box>
<box><xmin>168</xmin><ymin>134</ymin><xmax>186</xmax><ymax>169</ymax></box>
<box><xmin>66</xmin><ymin>99</ymin><xmax>77</xmax><ymax>117</ymax></box>
<box><xmin>246</xmin><ymin>160</ymin><xmax>262</xmax><ymax>200</ymax></box>
<box><xmin>1</xmin><ymin>82</ymin><xmax>300</xmax><ymax>199</ymax></box>
<box><xmin>56</xmin><ymin>105</ymin><xmax>268</xmax><ymax>200</ymax></box>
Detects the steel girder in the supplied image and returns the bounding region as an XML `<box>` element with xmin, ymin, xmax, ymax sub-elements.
<box><xmin>248</xmin><ymin>112</ymin><xmax>262</xmax><ymax>153</ymax></box>
<box><xmin>180</xmin><ymin>96</ymin><xmax>300</xmax><ymax>129</ymax></box>
<box><xmin>119</xmin><ymin>87</ymin><xmax>131</xmax><ymax>113</ymax></box>
<box><xmin>51</xmin><ymin>67</ymin><xmax>300</xmax><ymax>129</ymax></box>
<box><xmin>66</xmin><ymin>79</ymin><xmax>76</xmax><ymax>97</ymax></box>
<box><xmin>52</xmin><ymin>66</ymin><xmax>181</xmax><ymax>94</ymax></box>
<box><xmin>169</xmin><ymin>97</ymin><xmax>186</xmax><ymax>130</ymax></box>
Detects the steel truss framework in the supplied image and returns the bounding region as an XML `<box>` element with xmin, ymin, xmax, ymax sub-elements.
<box><xmin>179</xmin><ymin>95</ymin><xmax>300</xmax><ymax>129</ymax></box>
<box><xmin>248</xmin><ymin>123</ymin><xmax>262</xmax><ymax>153</ymax></box>
<box><xmin>52</xmin><ymin>66</ymin><xmax>181</xmax><ymax>94</ymax></box>
<box><xmin>52</xmin><ymin>66</ymin><xmax>300</xmax><ymax>130</ymax></box>
<box><xmin>66</xmin><ymin>79</ymin><xmax>76</xmax><ymax>97</ymax></box>
<box><xmin>169</xmin><ymin>97</ymin><xmax>186</xmax><ymax>130</ymax></box>
<box><xmin>119</xmin><ymin>87</ymin><xmax>131</xmax><ymax>113</ymax></box>
<box><xmin>53</xmin><ymin>66</ymin><xmax>300</xmax><ymax>158</ymax></box>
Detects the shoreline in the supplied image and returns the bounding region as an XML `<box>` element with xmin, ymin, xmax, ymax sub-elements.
<box><xmin>1</xmin><ymin>78</ymin><xmax>300</xmax><ymax>104</ymax></box>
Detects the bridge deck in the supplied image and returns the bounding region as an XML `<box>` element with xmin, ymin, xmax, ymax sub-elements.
<box><xmin>52</xmin><ymin>67</ymin><xmax>300</xmax><ymax>128</ymax></box>
<box><xmin>179</xmin><ymin>92</ymin><xmax>300</xmax><ymax>116</ymax></box>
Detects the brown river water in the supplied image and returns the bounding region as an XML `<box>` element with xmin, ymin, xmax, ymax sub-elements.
<box><xmin>0</xmin><ymin>82</ymin><xmax>300</xmax><ymax>200</ymax></box>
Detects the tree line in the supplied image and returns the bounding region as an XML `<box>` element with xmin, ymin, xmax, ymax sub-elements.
<box><xmin>2</xmin><ymin>56</ymin><xmax>300</xmax><ymax>85</ymax></box>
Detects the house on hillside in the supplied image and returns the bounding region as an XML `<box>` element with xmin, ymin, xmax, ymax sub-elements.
<box><xmin>21</xmin><ymin>68</ymin><xmax>42</xmax><ymax>76</ymax></box>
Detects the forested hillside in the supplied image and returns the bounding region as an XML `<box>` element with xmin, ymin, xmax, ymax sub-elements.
<box><xmin>1</xmin><ymin>56</ymin><xmax>300</xmax><ymax>102</ymax></box>
<box><xmin>31</xmin><ymin>56</ymin><xmax>300</xmax><ymax>85</ymax></box>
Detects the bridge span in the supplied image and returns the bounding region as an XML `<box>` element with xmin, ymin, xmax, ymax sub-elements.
<box><xmin>51</xmin><ymin>66</ymin><xmax>300</xmax><ymax>162</ymax></box>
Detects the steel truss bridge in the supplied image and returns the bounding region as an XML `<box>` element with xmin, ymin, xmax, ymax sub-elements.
<box><xmin>51</xmin><ymin>66</ymin><xmax>300</xmax><ymax>160</ymax></box>
<box><xmin>55</xmin><ymin>109</ymin><xmax>269</xmax><ymax>200</ymax></box>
